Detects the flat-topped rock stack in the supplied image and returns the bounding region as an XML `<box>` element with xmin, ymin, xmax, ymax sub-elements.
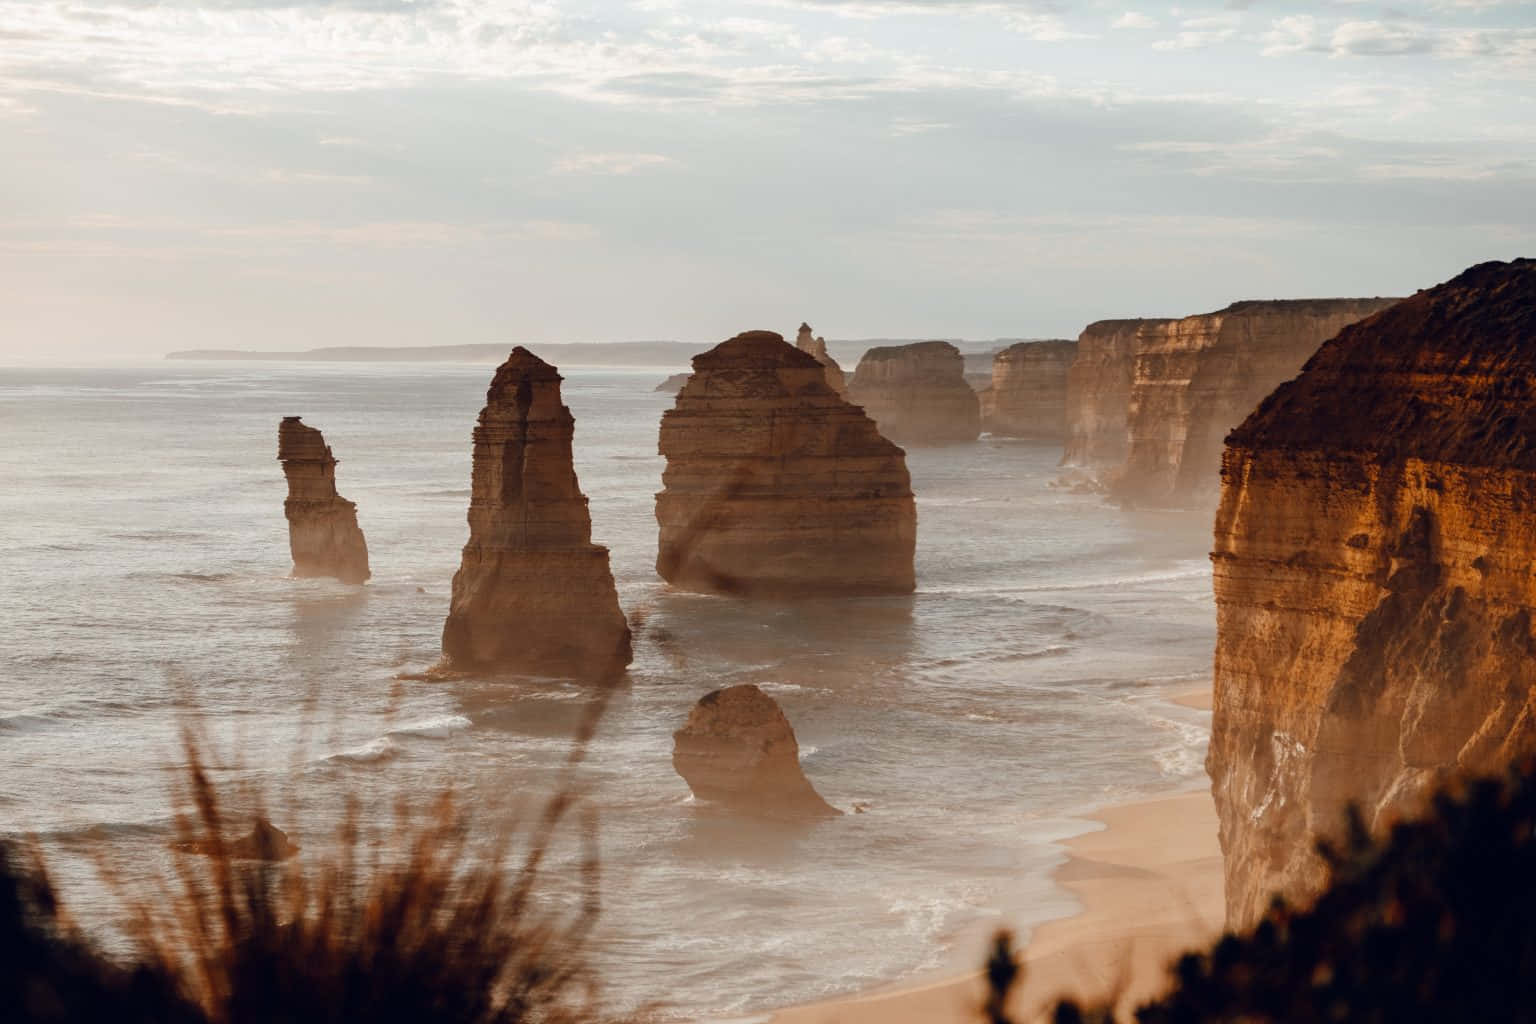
<box><xmin>1209</xmin><ymin>260</ymin><xmax>1536</xmax><ymax>929</ymax></box>
<box><xmin>1111</xmin><ymin>297</ymin><xmax>1400</xmax><ymax>506</ymax></box>
<box><xmin>440</xmin><ymin>348</ymin><xmax>632</xmax><ymax>679</ymax></box>
<box><xmin>656</xmin><ymin>331</ymin><xmax>916</xmax><ymax>596</ymax></box>
<box><xmin>673</xmin><ymin>684</ymin><xmax>840</xmax><ymax>819</ymax></box>
<box><xmin>277</xmin><ymin>417</ymin><xmax>370</xmax><ymax>584</ymax></box>
<box><xmin>982</xmin><ymin>339</ymin><xmax>1077</xmax><ymax>439</ymax></box>
<box><xmin>847</xmin><ymin>341</ymin><xmax>980</xmax><ymax>445</ymax></box>
<box><xmin>1062</xmin><ymin>319</ymin><xmax>1171</xmax><ymax>469</ymax></box>
<box><xmin>795</xmin><ymin>322</ymin><xmax>847</xmax><ymax>396</ymax></box>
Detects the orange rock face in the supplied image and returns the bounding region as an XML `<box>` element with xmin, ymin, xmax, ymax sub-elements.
<box><xmin>983</xmin><ymin>339</ymin><xmax>1077</xmax><ymax>439</ymax></box>
<box><xmin>277</xmin><ymin>417</ymin><xmax>370</xmax><ymax>584</ymax></box>
<box><xmin>1112</xmin><ymin>298</ymin><xmax>1399</xmax><ymax>507</ymax></box>
<box><xmin>795</xmin><ymin>322</ymin><xmax>847</xmax><ymax>396</ymax></box>
<box><xmin>673</xmin><ymin>684</ymin><xmax>840</xmax><ymax>819</ymax></box>
<box><xmin>1209</xmin><ymin>260</ymin><xmax>1536</xmax><ymax>929</ymax></box>
<box><xmin>1062</xmin><ymin>319</ymin><xmax>1169</xmax><ymax>469</ymax></box>
<box><xmin>656</xmin><ymin>331</ymin><xmax>916</xmax><ymax>596</ymax></box>
<box><xmin>847</xmin><ymin>340</ymin><xmax>979</xmax><ymax>445</ymax></box>
<box><xmin>441</xmin><ymin>348</ymin><xmax>632</xmax><ymax>679</ymax></box>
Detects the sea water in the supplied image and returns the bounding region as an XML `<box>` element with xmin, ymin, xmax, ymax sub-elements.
<box><xmin>0</xmin><ymin>362</ymin><xmax>1214</xmax><ymax>1020</ymax></box>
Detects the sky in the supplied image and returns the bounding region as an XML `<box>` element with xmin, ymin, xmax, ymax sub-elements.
<box><xmin>1</xmin><ymin>0</ymin><xmax>1533</xmax><ymax>361</ymax></box>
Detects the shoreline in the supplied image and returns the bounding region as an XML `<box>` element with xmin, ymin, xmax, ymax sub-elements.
<box><xmin>764</xmin><ymin>686</ymin><xmax>1221</xmax><ymax>1024</ymax></box>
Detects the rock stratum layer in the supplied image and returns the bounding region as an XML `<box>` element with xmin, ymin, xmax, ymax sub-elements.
<box><xmin>441</xmin><ymin>348</ymin><xmax>632</xmax><ymax>679</ymax></box>
<box><xmin>1112</xmin><ymin>298</ymin><xmax>1400</xmax><ymax>506</ymax></box>
<box><xmin>1209</xmin><ymin>259</ymin><xmax>1536</xmax><ymax>929</ymax></box>
<box><xmin>277</xmin><ymin>417</ymin><xmax>370</xmax><ymax>584</ymax></box>
<box><xmin>983</xmin><ymin>339</ymin><xmax>1077</xmax><ymax>439</ymax></box>
<box><xmin>1062</xmin><ymin>319</ymin><xmax>1170</xmax><ymax>469</ymax></box>
<box><xmin>673</xmin><ymin>684</ymin><xmax>840</xmax><ymax>819</ymax></box>
<box><xmin>656</xmin><ymin>331</ymin><xmax>916</xmax><ymax>596</ymax></box>
<box><xmin>795</xmin><ymin>322</ymin><xmax>847</xmax><ymax>396</ymax></box>
<box><xmin>847</xmin><ymin>341</ymin><xmax>980</xmax><ymax>445</ymax></box>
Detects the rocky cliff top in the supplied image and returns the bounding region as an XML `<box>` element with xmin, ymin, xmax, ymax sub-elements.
<box><xmin>485</xmin><ymin>346</ymin><xmax>562</xmax><ymax>402</ymax></box>
<box><xmin>693</xmin><ymin>330</ymin><xmax>825</xmax><ymax>371</ymax></box>
<box><xmin>857</xmin><ymin>340</ymin><xmax>962</xmax><ymax>366</ymax></box>
<box><xmin>994</xmin><ymin>339</ymin><xmax>1076</xmax><ymax>366</ymax></box>
<box><xmin>1229</xmin><ymin>259</ymin><xmax>1536</xmax><ymax>463</ymax></box>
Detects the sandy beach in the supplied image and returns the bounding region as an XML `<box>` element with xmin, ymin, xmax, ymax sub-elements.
<box><xmin>769</xmin><ymin>692</ymin><xmax>1222</xmax><ymax>1024</ymax></box>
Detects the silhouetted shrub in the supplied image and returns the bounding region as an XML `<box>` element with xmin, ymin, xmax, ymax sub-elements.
<box><xmin>995</xmin><ymin>757</ymin><xmax>1536</xmax><ymax>1023</ymax></box>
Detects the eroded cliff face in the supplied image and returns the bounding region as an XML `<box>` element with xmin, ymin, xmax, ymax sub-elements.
<box><xmin>847</xmin><ymin>341</ymin><xmax>979</xmax><ymax>445</ymax></box>
<box><xmin>1209</xmin><ymin>259</ymin><xmax>1536</xmax><ymax>929</ymax></box>
<box><xmin>673</xmin><ymin>684</ymin><xmax>840</xmax><ymax>819</ymax></box>
<box><xmin>983</xmin><ymin>339</ymin><xmax>1076</xmax><ymax>439</ymax></box>
<box><xmin>277</xmin><ymin>417</ymin><xmax>370</xmax><ymax>584</ymax></box>
<box><xmin>440</xmin><ymin>348</ymin><xmax>632</xmax><ymax>679</ymax></box>
<box><xmin>795</xmin><ymin>322</ymin><xmax>847</xmax><ymax>396</ymax></box>
<box><xmin>656</xmin><ymin>331</ymin><xmax>916</xmax><ymax>596</ymax></box>
<box><xmin>1113</xmin><ymin>298</ymin><xmax>1399</xmax><ymax>507</ymax></box>
<box><xmin>1062</xmin><ymin>320</ymin><xmax>1168</xmax><ymax>469</ymax></box>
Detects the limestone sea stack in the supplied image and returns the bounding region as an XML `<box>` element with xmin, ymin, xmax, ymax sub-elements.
<box><xmin>673</xmin><ymin>684</ymin><xmax>840</xmax><ymax>819</ymax></box>
<box><xmin>440</xmin><ymin>348</ymin><xmax>632</xmax><ymax>679</ymax></box>
<box><xmin>656</xmin><ymin>331</ymin><xmax>915</xmax><ymax>596</ymax></box>
<box><xmin>1062</xmin><ymin>319</ymin><xmax>1170</xmax><ymax>469</ymax></box>
<box><xmin>1111</xmin><ymin>298</ymin><xmax>1399</xmax><ymax>506</ymax></box>
<box><xmin>1208</xmin><ymin>259</ymin><xmax>1536</xmax><ymax>930</ymax></box>
<box><xmin>794</xmin><ymin>322</ymin><xmax>847</xmax><ymax>396</ymax></box>
<box><xmin>846</xmin><ymin>341</ymin><xmax>980</xmax><ymax>445</ymax></box>
<box><xmin>277</xmin><ymin>417</ymin><xmax>370</xmax><ymax>584</ymax></box>
<box><xmin>982</xmin><ymin>339</ymin><xmax>1077</xmax><ymax>439</ymax></box>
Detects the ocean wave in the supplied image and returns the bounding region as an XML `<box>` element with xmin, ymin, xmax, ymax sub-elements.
<box><xmin>322</xmin><ymin>737</ymin><xmax>400</xmax><ymax>766</ymax></box>
<box><xmin>15</xmin><ymin>819</ymin><xmax>171</xmax><ymax>844</ymax></box>
<box><xmin>0</xmin><ymin>711</ymin><xmax>56</xmax><ymax>733</ymax></box>
<box><xmin>387</xmin><ymin>714</ymin><xmax>471</xmax><ymax>739</ymax></box>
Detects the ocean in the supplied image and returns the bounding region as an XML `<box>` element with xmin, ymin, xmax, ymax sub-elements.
<box><xmin>0</xmin><ymin>362</ymin><xmax>1214</xmax><ymax>1020</ymax></box>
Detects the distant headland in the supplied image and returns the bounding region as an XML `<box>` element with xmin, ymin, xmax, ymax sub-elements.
<box><xmin>164</xmin><ymin>338</ymin><xmax>1030</xmax><ymax>368</ymax></box>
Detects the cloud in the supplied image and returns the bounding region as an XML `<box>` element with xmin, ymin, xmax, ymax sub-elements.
<box><xmin>1152</xmin><ymin>14</ymin><xmax>1242</xmax><ymax>50</ymax></box>
<box><xmin>549</xmin><ymin>152</ymin><xmax>676</xmax><ymax>175</ymax></box>
<box><xmin>1112</xmin><ymin>12</ymin><xmax>1157</xmax><ymax>30</ymax></box>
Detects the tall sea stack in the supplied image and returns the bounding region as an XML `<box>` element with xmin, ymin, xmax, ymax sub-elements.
<box><xmin>656</xmin><ymin>331</ymin><xmax>916</xmax><ymax>596</ymax></box>
<box><xmin>441</xmin><ymin>348</ymin><xmax>631</xmax><ymax>679</ymax></box>
<box><xmin>982</xmin><ymin>339</ymin><xmax>1077</xmax><ymax>439</ymax></box>
<box><xmin>795</xmin><ymin>321</ymin><xmax>847</xmax><ymax>396</ymax></box>
<box><xmin>1209</xmin><ymin>260</ymin><xmax>1536</xmax><ymax>928</ymax></box>
<box><xmin>277</xmin><ymin>417</ymin><xmax>370</xmax><ymax>584</ymax></box>
<box><xmin>1111</xmin><ymin>298</ymin><xmax>1399</xmax><ymax>506</ymax></box>
<box><xmin>846</xmin><ymin>341</ymin><xmax>980</xmax><ymax>445</ymax></box>
<box><xmin>1062</xmin><ymin>319</ymin><xmax>1170</xmax><ymax>469</ymax></box>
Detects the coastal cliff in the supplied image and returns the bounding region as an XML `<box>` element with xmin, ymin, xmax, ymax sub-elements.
<box><xmin>795</xmin><ymin>322</ymin><xmax>847</xmax><ymax>396</ymax></box>
<box><xmin>1209</xmin><ymin>259</ymin><xmax>1536</xmax><ymax>928</ymax></box>
<box><xmin>440</xmin><ymin>348</ymin><xmax>632</xmax><ymax>679</ymax></box>
<box><xmin>276</xmin><ymin>417</ymin><xmax>369</xmax><ymax>584</ymax></box>
<box><xmin>1113</xmin><ymin>298</ymin><xmax>1399</xmax><ymax>506</ymax></box>
<box><xmin>656</xmin><ymin>331</ymin><xmax>916</xmax><ymax>595</ymax></box>
<box><xmin>982</xmin><ymin>339</ymin><xmax>1076</xmax><ymax>439</ymax></box>
<box><xmin>1062</xmin><ymin>319</ymin><xmax>1169</xmax><ymax>469</ymax></box>
<box><xmin>847</xmin><ymin>341</ymin><xmax>980</xmax><ymax>445</ymax></box>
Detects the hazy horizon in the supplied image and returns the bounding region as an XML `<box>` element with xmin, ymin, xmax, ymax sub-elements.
<box><xmin>4</xmin><ymin>0</ymin><xmax>1533</xmax><ymax>362</ymax></box>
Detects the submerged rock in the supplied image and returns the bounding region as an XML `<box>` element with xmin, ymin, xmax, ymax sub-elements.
<box><xmin>983</xmin><ymin>339</ymin><xmax>1077</xmax><ymax>439</ymax></box>
<box><xmin>655</xmin><ymin>331</ymin><xmax>916</xmax><ymax>596</ymax></box>
<box><xmin>794</xmin><ymin>322</ymin><xmax>847</xmax><ymax>396</ymax></box>
<box><xmin>1209</xmin><ymin>259</ymin><xmax>1536</xmax><ymax>928</ymax></box>
<box><xmin>440</xmin><ymin>348</ymin><xmax>632</xmax><ymax>680</ymax></box>
<box><xmin>277</xmin><ymin>417</ymin><xmax>370</xmax><ymax>584</ymax></box>
<box><xmin>847</xmin><ymin>341</ymin><xmax>980</xmax><ymax>445</ymax></box>
<box><xmin>172</xmin><ymin>816</ymin><xmax>299</xmax><ymax>861</ymax></box>
<box><xmin>673</xmin><ymin>684</ymin><xmax>840</xmax><ymax>819</ymax></box>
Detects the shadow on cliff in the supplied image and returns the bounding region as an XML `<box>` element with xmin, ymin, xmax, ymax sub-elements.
<box><xmin>983</xmin><ymin>757</ymin><xmax>1536</xmax><ymax>1023</ymax></box>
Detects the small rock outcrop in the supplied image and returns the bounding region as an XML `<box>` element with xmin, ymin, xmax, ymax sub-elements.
<box><xmin>440</xmin><ymin>348</ymin><xmax>632</xmax><ymax>679</ymax></box>
<box><xmin>1209</xmin><ymin>259</ymin><xmax>1536</xmax><ymax>929</ymax></box>
<box><xmin>172</xmin><ymin>817</ymin><xmax>299</xmax><ymax>861</ymax></box>
<box><xmin>1112</xmin><ymin>298</ymin><xmax>1400</xmax><ymax>506</ymax></box>
<box><xmin>656</xmin><ymin>331</ymin><xmax>915</xmax><ymax>596</ymax></box>
<box><xmin>277</xmin><ymin>417</ymin><xmax>370</xmax><ymax>584</ymax></box>
<box><xmin>655</xmin><ymin>372</ymin><xmax>690</xmax><ymax>394</ymax></box>
<box><xmin>846</xmin><ymin>341</ymin><xmax>980</xmax><ymax>445</ymax></box>
<box><xmin>1062</xmin><ymin>319</ymin><xmax>1170</xmax><ymax>469</ymax></box>
<box><xmin>983</xmin><ymin>339</ymin><xmax>1077</xmax><ymax>439</ymax></box>
<box><xmin>794</xmin><ymin>322</ymin><xmax>847</xmax><ymax>396</ymax></box>
<box><xmin>673</xmin><ymin>684</ymin><xmax>840</xmax><ymax>819</ymax></box>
